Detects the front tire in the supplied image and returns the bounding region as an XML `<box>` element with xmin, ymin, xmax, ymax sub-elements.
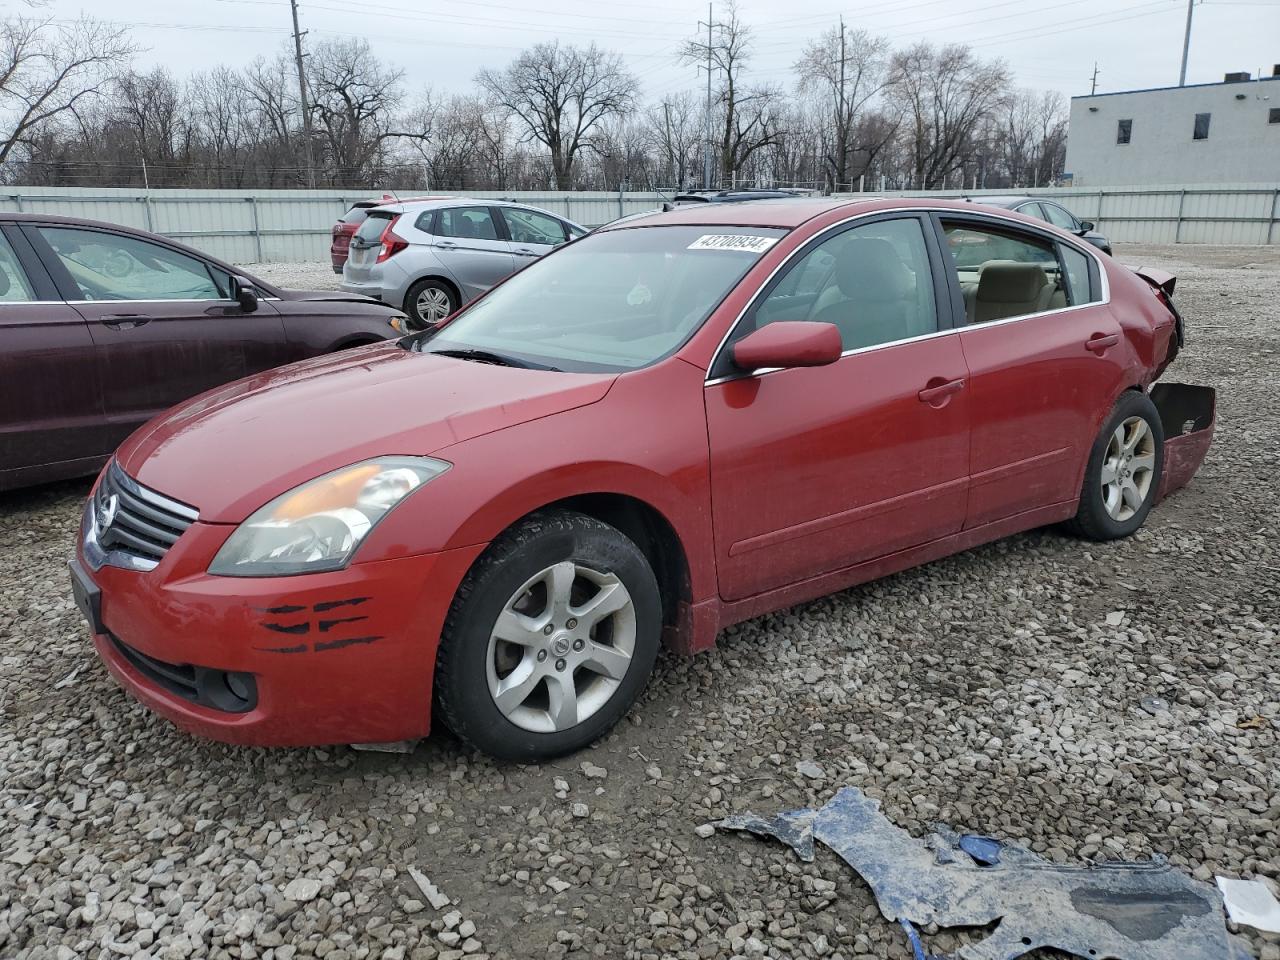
<box><xmin>404</xmin><ymin>278</ymin><xmax>457</xmax><ymax>329</ymax></box>
<box><xmin>433</xmin><ymin>511</ymin><xmax>662</xmax><ymax>761</ymax></box>
<box><xmin>1066</xmin><ymin>390</ymin><xmax>1164</xmax><ymax>540</ymax></box>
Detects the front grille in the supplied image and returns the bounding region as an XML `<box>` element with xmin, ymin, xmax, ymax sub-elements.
<box><xmin>93</xmin><ymin>461</ymin><xmax>198</xmax><ymax>569</ymax></box>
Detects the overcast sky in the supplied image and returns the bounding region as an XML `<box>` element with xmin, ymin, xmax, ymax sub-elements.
<box><xmin>29</xmin><ymin>0</ymin><xmax>1280</xmax><ymax>102</ymax></box>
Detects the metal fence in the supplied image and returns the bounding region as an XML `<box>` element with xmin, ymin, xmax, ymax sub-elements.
<box><xmin>4</xmin><ymin>183</ymin><xmax>1278</xmax><ymax>263</ymax></box>
<box><xmin>846</xmin><ymin>184</ymin><xmax>1280</xmax><ymax>246</ymax></box>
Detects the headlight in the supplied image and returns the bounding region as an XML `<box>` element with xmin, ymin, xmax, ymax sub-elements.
<box><xmin>209</xmin><ymin>456</ymin><xmax>449</xmax><ymax>577</ymax></box>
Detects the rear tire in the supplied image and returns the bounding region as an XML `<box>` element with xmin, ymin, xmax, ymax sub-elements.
<box><xmin>404</xmin><ymin>278</ymin><xmax>457</xmax><ymax>329</ymax></box>
<box><xmin>1065</xmin><ymin>390</ymin><xmax>1164</xmax><ymax>541</ymax></box>
<box><xmin>434</xmin><ymin>510</ymin><xmax>662</xmax><ymax>761</ymax></box>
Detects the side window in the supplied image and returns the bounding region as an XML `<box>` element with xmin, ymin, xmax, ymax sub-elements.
<box><xmin>942</xmin><ymin>221</ymin><xmax>1063</xmax><ymax>324</ymax></box>
<box><xmin>567</xmin><ymin>223</ymin><xmax>588</xmax><ymax>239</ymax></box>
<box><xmin>1060</xmin><ymin>245</ymin><xmax>1099</xmax><ymax>306</ymax></box>
<box><xmin>750</xmin><ymin>217</ymin><xmax>937</xmax><ymax>352</ymax></box>
<box><xmin>436</xmin><ymin>207</ymin><xmax>500</xmax><ymax>241</ymax></box>
<box><xmin>414</xmin><ymin>210</ymin><xmax>436</xmax><ymax>233</ymax></box>
<box><xmin>1041</xmin><ymin>203</ymin><xmax>1078</xmax><ymax>231</ymax></box>
<box><xmin>0</xmin><ymin>234</ymin><xmax>37</xmax><ymax>302</ymax></box>
<box><xmin>502</xmin><ymin>208</ymin><xmax>568</xmax><ymax>246</ymax></box>
<box><xmin>1017</xmin><ymin>202</ymin><xmax>1046</xmax><ymax>221</ymax></box>
<box><xmin>37</xmin><ymin>227</ymin><xmax>222</xmax><ymax>302</ymax></box>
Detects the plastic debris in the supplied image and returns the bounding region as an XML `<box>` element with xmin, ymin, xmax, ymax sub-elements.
<box><xmin>1216</xmin><ymin>877</ymin><xmax>1280</xmax><ymax>933</ymax></box>
<box><xmin>407</xmin><ymin>866</ymin><xmax>451</xmax><ymax>909</ymax></box>
<box><xmin>715</xmin><ymin>786</ymin><xmax>1250</xmax><ymax>960</ymax></box>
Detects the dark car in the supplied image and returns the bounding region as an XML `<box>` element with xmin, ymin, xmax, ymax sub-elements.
<box><xmin>0</xmin><ymin>213</ymin><xmax>406</xmax><ymax>493</ymax></box>
<box><xmin>671</xmin><ymin>189</ymin><xmax>806</xmax><ymax>205</ymax></box>
<box><xmin>972</xmin><ymin>196</ymin><xmax>1112</xmax><ymax>255</ymax></box>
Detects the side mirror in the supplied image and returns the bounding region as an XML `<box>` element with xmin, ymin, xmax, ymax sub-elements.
<box><xmin>732</xmin><ymin>321</ymin><xmax>842</xmax><ymax>372</ymax></box>
<box><xmin>230</xmin><ymin>274</ymin><xmax>259</xmax><ymax>313</ymax></box>
<box><xmin>1078</xmin><ymin>220</ymin><xmax>1095</xmax><ymax>232</ymax></box>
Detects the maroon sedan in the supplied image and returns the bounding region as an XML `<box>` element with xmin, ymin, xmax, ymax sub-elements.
<box><xmin>0</xmin><ymin>213</ymin><xmax>406</xmax><ymax>493</ymax></box>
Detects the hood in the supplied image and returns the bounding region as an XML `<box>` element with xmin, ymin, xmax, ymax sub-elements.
<box><xmin>117</xmin><ymin>345</ymin><xmax>616</xmax><ymax>522</ymax></box>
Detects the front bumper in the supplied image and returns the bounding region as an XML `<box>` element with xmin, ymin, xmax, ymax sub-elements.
<box><xmin>76</xmin><ymin>506</ymin><xmax>485</xmax><ymax>746</ymax></box>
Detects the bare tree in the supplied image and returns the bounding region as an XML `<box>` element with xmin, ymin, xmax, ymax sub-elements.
<box><xmin>796</xmin><ymin>25</ymin><xmax>891</xmax><ymax>191</ymax></box>
<box><xmin>886</xmin><ymin>42</ymin><xmax>1010</xmax><ymax>190</ymax></box>
<box><xmin>681</xmin><ymin>1</ymin><xmax>781</xmax><ymax>186</ymax></box>
<box><xmin>648</xmin><ymin>92</ymin><xmax>701</xmax><ymax>189</ymax></box>
<box><xmin>0</xmin><ymin>15</ymin><xmax>134</xmax><ymax>166</ymax></box>
<box><xmin>478</xmin><ymin>41</ymin><xmax>635</xmax><ymax>189</ymax></box>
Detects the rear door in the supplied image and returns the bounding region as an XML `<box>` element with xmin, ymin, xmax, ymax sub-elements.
<box><xmin>498</xmin><ymin>206</ymin><xmax>571</xmax><ymax>267</ymax></box>
<box><xmin>26</xmin><ymin>224</ymin><xmax>287</xmax><ymax>449</ymax></box>
<box><xmin>0</xmin><ymin>225</ymin><xmax>105</xmax><ymax>484</ymax></box>
<box><xmin>431</xmin><ymin>205</ymin><xmax>515</xmax><ymax>299</ymax></box>
<box><xmin>934</xmin><ymin>213</ymin><xmax>1122</xmax><ymax>528</ymax></box>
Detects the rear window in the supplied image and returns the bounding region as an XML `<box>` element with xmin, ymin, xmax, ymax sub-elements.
<box><xmin>340</xmin><ymin>205</ymin><xmax>374</xmax><ymax>226</ymax></box>
<box><xmin>354</xmin><ymin>211</ymin><xmax>395</xmax><ymax>243</ymax></box>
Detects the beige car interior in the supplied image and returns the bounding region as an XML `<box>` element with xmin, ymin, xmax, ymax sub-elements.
<box><xmin>805</xmin><ymin>237</ymin><xmax>934</xmax><ymax>350</ymax></box>
<box><xmin>962</xmin><ymin>259</ymin><xmax>1068</xmax><ymax>324</ymax></box>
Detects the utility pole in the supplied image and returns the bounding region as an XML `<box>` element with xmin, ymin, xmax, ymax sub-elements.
<box><xmin>836</xmin><ymin>15</ymin><xmax>846</xmax><ymax>193</ymax></box>
<box><xmin>1179</xmin><ymin>0</ymin><xmax>1195</xmax><ymax>87</ymax></box>
<box><xmin>1090</xmin><ymin>62</ymin><xmax>1099</xmax><ymax>96</ymax></box>
<box><xmin>289</xmin><ymin>0</ymin><xmax>317</xmax><ymax>188</ymax></box>
<box><xmin>699</xmin><ymin>3</ymin><xmax>714</xmax><ymax>190</ymax></box>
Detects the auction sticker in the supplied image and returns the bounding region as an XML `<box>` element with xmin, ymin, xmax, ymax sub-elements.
<box><xmin>687</xmin><ymin>234</ymin><xmax>778</xmax><ymax>253</ymax></box>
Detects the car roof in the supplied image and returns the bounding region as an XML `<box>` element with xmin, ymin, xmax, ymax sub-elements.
<box><xmin>967</xmin><ymin>196</ymin><xmax>1052</xmax><ymax>209</ymax></box>
<box><xmin>601</xmin><ymin>197</ymin><xmax>878</xmax><ymax>230</ymax></box>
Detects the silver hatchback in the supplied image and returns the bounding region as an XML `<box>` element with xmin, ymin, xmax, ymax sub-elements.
<box><xmin>341</xmin><ymin>199</ymin><xmax>587</xmax><ymax>328</ymax></box>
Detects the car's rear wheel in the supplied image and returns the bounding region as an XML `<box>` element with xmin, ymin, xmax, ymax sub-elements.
<box><xmin>1066</xmin><ymin>390</ymin><xmax>1164</xmax><ymax>540</ymax></box>
<box><xmin>404</xmin><ymin>278</ymin><xmax>457</xmax><ymax>329</ymax></box>
<box><xmin>433</xmin><ymin>511</ymin><xmax>662</xmax><ymax>761</ymax></box>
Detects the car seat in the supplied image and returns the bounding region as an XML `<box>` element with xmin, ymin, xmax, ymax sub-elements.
<box><xmin>971</xmin><ymin>261</ymin><xmax>1058</xmax><ymax>323</ymax></box>
<box><xmin>810</xmin><ymin>238</ymin><xmax>917</xmax><ymax>349</ymax></box>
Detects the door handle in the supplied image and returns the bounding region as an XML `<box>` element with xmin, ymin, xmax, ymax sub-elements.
<box><xmin>1085</xmin><ymin>333</ymin><xmax>1120</xmax><ymax>354</ymax></box>
<box><xmin>435</xmin><ymin>240</ymin><xmax>457</xmax><ymax>249</ymax></box>
<box><xmin>514</xmin><ymin>248</ymin><xmax>537</xmax><ymax>257</ymax></box>
<box><xmin>101</xmin><ymin>314</ymin><xmax>151</xmax><ymax>330</ymax></box>
<box><xmin>918</xmin><ymin>377</ymin><xmax>966</xmax><ymax>405</ymax></box>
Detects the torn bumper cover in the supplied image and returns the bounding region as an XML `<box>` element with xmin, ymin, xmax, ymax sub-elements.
<box><xmin>716</xmin><ymin>786</ymin><xmax>1251</xmax><ymax>960</ymax></box>
<box><xmin>1151</xmin><ymin>382</ymin><xmax>1215</xmax><ymax>503</ymax></box>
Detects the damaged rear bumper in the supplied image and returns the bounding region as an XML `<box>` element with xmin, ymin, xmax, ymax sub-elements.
<box><xmin>1151</xmin><ymin>382</ymin><xmax>1215</xmax><ymax>502</ymax></box>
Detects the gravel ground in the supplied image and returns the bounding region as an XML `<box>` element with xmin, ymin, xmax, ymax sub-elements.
<box><xmin>2</xmin><ymin>244</ymin><xmax>1277</xmax><ymax>960</ymax></box>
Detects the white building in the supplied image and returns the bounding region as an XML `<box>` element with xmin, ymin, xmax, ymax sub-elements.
<box><xmin>1064</xmin><ymin>68</ymin><xmax>1280</xmax><ymax>186</ymax></box>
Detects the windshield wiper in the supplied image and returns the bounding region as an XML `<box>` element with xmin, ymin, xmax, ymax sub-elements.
<box><xmin>426</xmin><ymin>347</ymin><xmax>559</xmax><ymax>371</ymax></box>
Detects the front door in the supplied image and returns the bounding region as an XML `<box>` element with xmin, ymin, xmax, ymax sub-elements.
<box><xmin>432</xmin><ymin>206</ymin><xmax>515</xmax><ymax>301</ymax></box>
<box><xmin>935</xmin><ymin>215</ymin><xmax>1126</xmax><ymax>527</ymax></box>
<box><xmin>705</xmin><ymin>216</ymin><xmax>971</xmax><ymax>602</ymax></box>
<box><xmin>0</xmin><ymin>226</ymin><xmax>105</xmax><ymax>483</ymax></box>
<box><xmin>498</xmin><ymin>206</ymin><xmax>569</xmax><ymax>267</ymax></box>
<box><xmin>27</xmin><ymin>224</ymin><xmax>288</xmax><ymax>449</ymax></box>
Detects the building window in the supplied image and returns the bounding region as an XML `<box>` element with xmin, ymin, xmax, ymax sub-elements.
<box><xmin>1193</xmin><ymin>112</ymin><xmax>1211</xmax><ymax>140</ymax></box>
<box><xmin>1270</xmin><ymin>108</ymin><xmax>1280</xmax><ymax>124</ymax></box>
<box><xmin>1116</xmin><ymin>119</ymin><xmax>1132</xmax><ymax>144</ymax></box>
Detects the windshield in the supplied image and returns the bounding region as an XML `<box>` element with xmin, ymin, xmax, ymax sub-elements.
<box><xmin>417</xmin><ymin>225</ymin><xmax>785</xmax><ymax>372</ymax></box>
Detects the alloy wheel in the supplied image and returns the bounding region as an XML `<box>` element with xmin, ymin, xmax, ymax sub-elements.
<box><xmin>416</xmin><ymin>287</ymin><xmax>453</xmax><ymax>324</ymax></box>
<box><xmin>1101</xmin><ymin>415</ymin><xmax>1157</xmax><ymax>521</ymax></box>
<box><xmin>485</xmin><ymin>561</ymin><xmax>636</xmax><ymax>734</ymax></box>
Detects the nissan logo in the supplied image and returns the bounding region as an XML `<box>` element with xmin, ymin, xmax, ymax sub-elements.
<box><xmin>95</xmin><ymin>494</ymin><xmax>119</xmax><ymax>537</ymax></box>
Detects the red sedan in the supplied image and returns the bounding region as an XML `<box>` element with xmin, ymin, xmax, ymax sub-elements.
<box><xmin>70</xmin><ymin>198</ymin><xmax>1214</xmax><ymax>760</ymax></box>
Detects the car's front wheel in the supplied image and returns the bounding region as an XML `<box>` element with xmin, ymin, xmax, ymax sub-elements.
<box><xmin>404</xmin><ymin>278</ymin><xmax>457</xmax><ymax>329</ymax></box>
<box><xmin>433</xmin><ymin>511</ymin><xmax>662</xmax><ymax>761</ymax></box>
<box><xmin>1067</xmin><ymin>390</ymin><xmax>1165</xmax><ymax>540</ymax></box>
